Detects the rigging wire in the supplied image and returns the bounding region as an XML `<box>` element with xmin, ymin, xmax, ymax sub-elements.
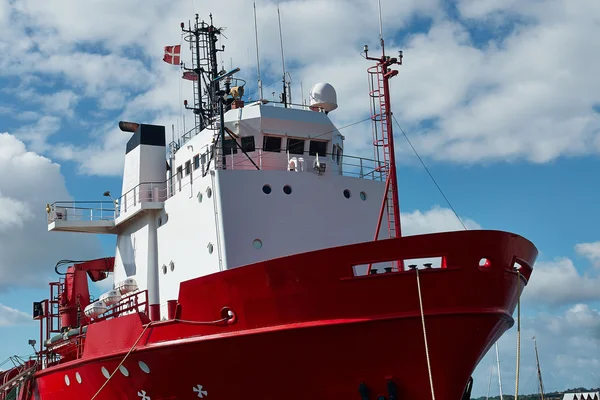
<box><xmin>391</xmin><ymin>114</ymin><xmax>467</xmax><ymax>231</ymax></box>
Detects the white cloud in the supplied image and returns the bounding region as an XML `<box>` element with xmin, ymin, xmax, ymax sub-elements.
<box><xmin>0</xmin><ymin>133</ymin><xmax>103</xmax><ymax>290</ymax></box>
<box><xmin>1</xmin><ymin>0</ymin><xmax>598</xmax><ymax>175</ymax></box>
<box><xmin>0</xmin><ymin>304</ymin><xmax>31</xmax><ymax>327</ymax></box>
<box><xmin>471</xmin><ymin>304</ymin><xmax>600</xmax><ymax>397</ymax></box>
<box><xmin>401</xmin><ymin>205</ymin><xmax>481</xmax><ymax>235</ymax></box>
<box><xmin>575</xmin><ymin>241</ymin><xmax>600</xmax><ymax>268</ymax></box>
<box><xmin>522</xmin><ymin>257</ymin><xmax>600</xmax><ymax>307</ymax></box>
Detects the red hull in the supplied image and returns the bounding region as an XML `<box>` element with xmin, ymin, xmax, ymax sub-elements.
<box><xmin>23</xmin><ymin>230</ymin><xmax>536</xmax><ymax>400</ymax></box>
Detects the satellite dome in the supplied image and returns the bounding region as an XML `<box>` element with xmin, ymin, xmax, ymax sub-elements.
<box><xmin>309</xmin><ymin>82</ymin><xmax>338</xmax><ymax>113</ymax></box>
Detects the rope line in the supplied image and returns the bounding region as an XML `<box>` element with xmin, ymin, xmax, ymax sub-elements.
<box><xmin>416</xmin><ymin>267</ymin><xmax>436</xmax><ymax>400</ymax></box>
<box><xmin>90</xmin><ymin>323</ymin><xmax>153</xmax><ymax>400</ymax></box>
<box><xmin>515</xmin><ymin>271</ymin><xmax>522</xmax><ymax>399</ymax></box>
<box><xmin>391</xmin><ymin>114</ymin><xmax>467</xmax><ymax>231</ymax></box>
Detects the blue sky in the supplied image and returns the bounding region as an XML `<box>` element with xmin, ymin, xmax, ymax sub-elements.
<box><xmin>1</xmin><ymin>0</ymin><xmax>599</xmax><ymax>396</ymax></box>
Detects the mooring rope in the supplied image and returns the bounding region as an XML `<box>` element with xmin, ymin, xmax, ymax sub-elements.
<box><xmin>514</xmin><ymin>270</ymin><xmax>522</xmax><ymax>399</ymax></box>
<box><xmin>416</xmin><ymin>267</ymin><xmax>436</xmax><ymax>400</ymax></box>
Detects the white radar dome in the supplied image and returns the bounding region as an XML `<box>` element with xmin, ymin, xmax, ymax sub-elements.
<box><xmin>309</xmin><ymin>82</ymin><xmax>338</xmax><ymax>113</ymax></box>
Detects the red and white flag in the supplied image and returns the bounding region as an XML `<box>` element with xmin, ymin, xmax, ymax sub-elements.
<box><xmin>182</xmin><ymin>71</ymin><xmax>198</xmax><ymax>81</ymax></box>
<box><xmin>163</xmin><ymin>45</ymin><xmax>181</xmax><ymax>65</ymax></box>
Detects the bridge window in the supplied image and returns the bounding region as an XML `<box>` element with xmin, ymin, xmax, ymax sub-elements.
<box><xmin>287</xmin><ymin>138</ymin><xmax>305</xmax><ymax>155</ymax></box>
<box><xmin>241</xmin><ymin>136</ymin><xmax>255</xmax><ymax>152</ymax></box>
<box><xmin>185</xmin><ymin>160</ymin><xmax>191</xmax><ymax>176</ymax></box>
<box><xmin>263</xmin><ymin>136</ymin><xmax>282</xmax><ymax>152</ymax></box>
<box><xmin>309</xmin><ymin>140</ymin><xmax>327</xmax><ymax>157</ymax></box>
<box><xmin>223</xmin><ymin>139</ymin><xmax>238</xmax><ymax>154</ymax></box>
<box><xmin>193</xmin><ymin>154</ymin><xmax>200</xmax><ymax>170</ymax></box>
<box><xmin>176</xmin><ymin>166</ymin><xmax>182</xmax><ymax>179</ymax></box>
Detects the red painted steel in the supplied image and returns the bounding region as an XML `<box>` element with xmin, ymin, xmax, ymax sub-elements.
<box><xmin>21</xmin><ymin>230</ymin><xmax>536</xmax><ymax>400</ymax></box>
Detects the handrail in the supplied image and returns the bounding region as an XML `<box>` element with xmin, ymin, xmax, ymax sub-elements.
<box><xmin>47</xmin><ymin>149</ymin><xmax>388</xmax><ymax>224</ymax></box>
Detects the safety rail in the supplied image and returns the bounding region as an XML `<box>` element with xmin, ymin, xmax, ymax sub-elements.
<box><xmin>47</xmin><ymin>201</ymin><xmax>116</xmax><ymax>224</ymax></box>
<box><xmin>90</xmin><ymin>289</ymin><xmax>148</xmax><ymax>324</ymax></box>
<box><xmin>47</xmin><ymin>150</ymin><xmax>387</xmax><ymax>225</ymax></box>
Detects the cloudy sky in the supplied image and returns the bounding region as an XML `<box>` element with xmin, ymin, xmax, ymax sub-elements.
<box><xmin>0</xmin><ymin>0</ymin><xmax>599</xmax><ymax>396</ymax></box>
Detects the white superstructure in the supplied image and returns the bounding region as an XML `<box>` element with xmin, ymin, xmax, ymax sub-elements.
<box><xmin>47</xmin><ymin>83</ymin><xmax>391</xmax><ymax>319</ymax></box>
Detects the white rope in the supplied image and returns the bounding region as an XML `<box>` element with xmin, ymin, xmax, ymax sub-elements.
<box><xmin>90</xmin><ymin>322</ymin><xmax>153</xmax><ymax>400</ymax></box>
<box><xmin>514</xmin><ymin>270</ymin><xmax>522</xmax><ymax>399</ymax></box>
<box><xmin>416</xmin><ymin>267</ymin><xmax>436</xmax><ymax>400</ymax></box>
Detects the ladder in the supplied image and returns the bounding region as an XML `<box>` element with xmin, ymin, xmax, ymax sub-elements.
<box><xmin>368</xmin><ymin>63</ymin><xmax>397</xmax><ymax>239</ymax></box>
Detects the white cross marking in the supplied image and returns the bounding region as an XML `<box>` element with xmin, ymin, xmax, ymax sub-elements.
<box><xmin>193</xmin><ymin>384</ymin><xmax>208</xmax><ymax>398</ymax></box>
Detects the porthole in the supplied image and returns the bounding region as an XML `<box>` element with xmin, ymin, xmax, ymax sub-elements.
<box><xmin>169</xmin><ymin>261</ymin><xmax>175</xmax><ymax>272</ymax></box>
<box><xmin>64</xmin><ymin>375</ymin><xmax>70</xmax><ymax>386</ymax></box>
<box><xmin>138</xmin><ymin>361</ymin><xmax>150</xmax><ymax>374</ymax></box>
<box><xmin>252</xmin><ymin>239</ymin><xmax>263</xmax><ymax>249</ymax></box>
<box><xmin>283</xmin><ymin>185</ymin><xmax>292</xmax><ymax>195</ymax></box>
<box><xmin>197</xmin><ymin>192</ymin><xmax>203</xmax><ymax>203</ymax></box>
<box><xmin>75</xmin><ymin>372</ymin><xmax>82</xmax><ymax>384</ymax></box>
<box><xmin>162</xmin><ymin>265</ymin><xmax>167</xmax><ymax>275</ymax></box>
<box><xmin>343</xmin><ymin>189</ymin><xmax>351</xmax><ymax>199</ymax></box>
<box><xmin>262</xmin><ymin>185</ymin><xmax>272</xmax><ymax>194</ymax></box>
<box><xmin>101</xmin><ymin>366</ymin><xmax>110</xmax><ymax>379</ymax></box>
<box><xmin>208</xmin><ymin>243</ymin><xmax>214</xmax><ymax>254</ymax></box>
<box><xmin>360</xmin><ymin>191</ymin><xmax>367</xmax><ymax>201</ymax></box>
<box><xmin>206</xmin><ymin>187</ymin><xmax>212</xmax><ymax>198</ymax></box>
<box><xmin>119</xmin><ymin>365</ymin><xmax>129</xmax><ymax>377</ymax></box>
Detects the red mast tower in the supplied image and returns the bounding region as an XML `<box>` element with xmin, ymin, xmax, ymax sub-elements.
<box><xmin>364</xmin><ymin>11</ymin><xmax>403</xmax><ymax>270</ymax></box>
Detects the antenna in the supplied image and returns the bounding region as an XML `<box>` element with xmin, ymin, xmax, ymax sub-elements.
<box><xmin>377</xmin><ymin>0</ymin><xmax>384</xmax><ymax>52</ymax></box>
<box><xmin>277</xmin><ymin>4</ymin><xmax>288</xmax><ymax>108</ymax></box>
<box><xmin>253</xmin><ymin>2</ymin><xmax>264</xmax><ymax>100</ymax></box>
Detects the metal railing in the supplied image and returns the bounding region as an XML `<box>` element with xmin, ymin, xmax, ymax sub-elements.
<box><xmin>47</xmin><ymin>148</ymin><xmax>387</xmax><ymax>225</ymax></box>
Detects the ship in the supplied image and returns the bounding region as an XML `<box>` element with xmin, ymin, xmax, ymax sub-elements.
<box><xmin>0</xmin><ymin>10</ymin><xmax>538</xmax><ymax>400</ymax></box>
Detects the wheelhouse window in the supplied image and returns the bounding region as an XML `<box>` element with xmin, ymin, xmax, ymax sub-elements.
<box><xmin>176</xmin><ymin>166</ymin><xmax>183</xmax><ymax>179</ymax></box>
<box><xmin>223</xmin><ymin>139</ymin><xmax>238</xmax><ymax>155</ymax></box>
<box><xmin>193</xmin><ymin>154</ymin><xmax>200</xmax><ymax>170</ymax></box>
<box><xmin>241</xmin><ymin>136</ymin><xmax>255</xmax><ymax>152</ymax></box>
<box><xmin>185</xmin><ymin>160</ymin><xmax>191</xmax><ymax>175</ymax></box>
<box><xmin>336</xmin><ymin>145</ymin><xmax>343</xmax><ymax>164</ymax></box>
<box><xmin>263</xmin><ymin>136</ymin><xmax>282</xmax><ymax>152</ymax></box>
<box><xmin>287</xmin><ymin>138</ymin><xmax>305</xmax><ymax>155</ymax></box>
<box><xmin>309</xmin><ymin>140</ymin><xmax>327</xmax><ymax>157</ymax></box>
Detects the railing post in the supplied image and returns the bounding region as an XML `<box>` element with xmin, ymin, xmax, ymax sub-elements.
<box><xmin>360</xmin><ymin>157</ymin><xmax>364</xmax><ymax>178</ymax></box>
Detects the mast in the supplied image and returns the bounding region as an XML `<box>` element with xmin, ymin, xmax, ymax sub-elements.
<box><xmin>277</xmin><ymin>5</ymin><xmax>288</xmax><ymax>108</ymax></box>
<box><xmin>180</xmin><ymin>13</ymin><xmax>225</xmax><ymax>135</ymax></box>
<box><xmin>533</xmin><ymin>336</ymin><xmax>545</xmax><ymax>399</ymax></box>
<box><xmin>365</xmin><ymin>0</ymin><xmax>403</xmax><ymax>272</ymax></box>
<box><xmin>253</xmin><ymin>2</ymin><xmax>263</xmax><ymax>100</ymax></box>
<box><xmin>496</xmin><ymin>342</ymin><xmax>504</xmax><ymax>400</ymax></box>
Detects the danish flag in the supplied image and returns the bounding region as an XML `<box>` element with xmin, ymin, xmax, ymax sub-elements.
<box><xmin>163</xmin><ymin>45</ymin><xmax>181</xmax><ymax>65</ymax></box>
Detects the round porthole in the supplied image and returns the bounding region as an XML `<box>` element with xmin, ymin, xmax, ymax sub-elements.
<box><xmin>206</xmin><ymin>187</ymin><xmax>212</xmax><ymax>198</ymax></box>
<box><xmin>207</xmin><ymin>243</ymin><xmax>214</xmax><ymax>254</ymax></box>
<box><xmin>252</xmin><ymin>239</ymin><xmax>263</xmax><ymax>249</ymax></box>
<box><xmin>360</xmin><ymin>191</ymin><xmax>367</xmax><ymax>201</ymax></box>
<box><xmin>169</xmin><ymin>261</ymin><xmax>175</xmax><ymax>272</ymax></box>
<box><xmin>162</xmin><ymin>265</ymin><xmax>167</xmax><ymax>275</ymax></box>
<box><xmin>197</xmin><ymin>192</ymin><xmax>203</xmax><ymax>203</ymax></box>
<box><xmin>262</xmin><ymin>185</ymin><xmax>272</xmax><ymax>194</ymax></box>
<box><xmin>283</xmin><ymin>185</ymin><xmax>292</xmax><ymax>195</ymax></box>
<box><xmin>343</xmin><ymin>189</ymin><xmax>351</xmax><ymax>199</ymax></box>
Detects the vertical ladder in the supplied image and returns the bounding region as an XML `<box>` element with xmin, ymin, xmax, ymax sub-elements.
<box><xmin>368</xmin><ymin>63</ymin><xmax>396</xmax><ymax>239</ymax></box>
